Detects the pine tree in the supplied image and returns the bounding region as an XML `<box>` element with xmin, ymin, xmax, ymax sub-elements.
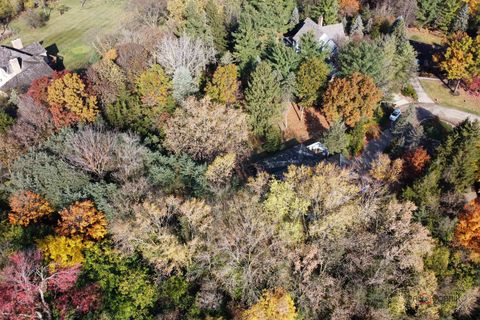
<box><xmin>435</xmin><ymin>0</ymin><xmax>462</xmax><ymax>32</ymax></box>
<box><xmin>298</xmin><ymin>32</ymin><xmax>329</xmax><ymax>61</ymax></box>
<box><xmin>451</xmin><ymin>3</ymin><xmax>469</xmax><ymax>32</ymax></box>
<box><xmin>205</xmin><ymin>0</ymin><xmax>227</xmax><ymax>53</ymax></box>
<box><xmin>391</xmin><ymin>16</ymin><xmax>407</xmax><ymax>44</ymax></box>
<box><xmin>245</xmin><ymin>62</ymin><xmax>283</xmax><ymax>138</ymax></box>
<box><xmin>350</xmin><ymin>15</ymin><xmax>364</xmax><ymax>37</ymax></box>
<box><xmin>183</xmin><ymin>0</ymin><xmax>210</xmax><ymax>42</ymax></box>
<box><xmin>416</xmin><ymin>0</ymin><xmax>441</xmax><ymax>27</ymax></box>
<box><xmin>302</xmin><ymin>0</ymin><xmax>339</xmax><ymax>25</ymax></box>
<box><xmin>291</xmin><ymin>6</ymin><xmax>300</xmax><ymax>25</ymax></box>
<box><xmin>234</xmin><ymin>0</ymin><xmax>295</xmax><ymax>70</ymax></box>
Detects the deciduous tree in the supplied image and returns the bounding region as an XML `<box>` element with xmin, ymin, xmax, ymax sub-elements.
<box><xmin>8</xmin><ymin>191</ymin><xmax>53</xmax><ymax>226</ymax></box>
<box><xmin>402</xmin><ymin>147</ymin><xmax>430</xmax><ymax>180</ymax></box>
<box><xmin>455</xmin><ymin>199</ymin><xmax>480</xmax><ymax>258</ymax></box>
<box><xmin>205</xmin><ymin>64</ymin><xmax>239</xmax><ymax>105</ymax></box>
<box><xmin>339</xmin><ymin>0</ymin><xmax>360</xmax><ymax>16</ymax></box>
<box><xmin>295</xmin><ymin>56</ymin><xmax>330</xmax><ymax>107</ymax></box>
<box><xmin>369</xmin><ymin>153</ymin><xmax>404</xmax><ymax>184</ymax></box>
<box><xmin>241</xmin><ymin>288</ymin><xmax>298</xmax><ymax>320</ymax></box>
<box><xmin>164</xmin><ymin>97</ymin><xmax>250</xmax><ymax>161</ymax></box>
<box><xmin>56</xmin><ymin>200</ymin><xmax>107</xmax><ymax>241</ymax></box>
<box><xmin>322</xmin><ymin>73</ymin><xmax>382</xmax><ymax>127</ymax></box>
<box><xmin>37</xmin><ymin>235</ymin><xmax>86</xmax><ymax>270</ymax></box>
<box><xmin>135</xmin><ymin>64</ymin><xmax>174</xmax><ymax>110</ymax></box>
<box><xmin>47</xmin><ymin>73</ymin><xmax>99</xmax><ymax>123</ymax></box>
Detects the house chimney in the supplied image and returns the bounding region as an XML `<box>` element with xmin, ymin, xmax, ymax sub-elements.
<box><xmin>9</xmin><ymin>58</ymin><xmax>21</xmax><ymax>75</ymax></box>
<box><xmin>11</xmin><ymin>38</ymin><xmax>23</xmax><ymax>50</ymax></box>
<box><xmin>318</xmin><ymin>15</ymin><xmax>324</xmax><ymax>27</ymax></box>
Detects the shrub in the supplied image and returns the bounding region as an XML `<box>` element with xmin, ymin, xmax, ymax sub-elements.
<box><xmin>25</xmin><ymin>9</ymin><xmax>48</xmax><ymax>29</ymax></box>
<box><xmin>401</xmin><ymin>83</ymin><xmax>418</xmax><ymax>100</ymax></box>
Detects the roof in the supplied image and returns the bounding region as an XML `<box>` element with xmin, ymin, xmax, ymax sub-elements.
<box><xmin>291</xmin><ymin>18</ymin><xmax>346</xmax><ymax>44</ymax></box>
<box><xmin>0</xmin><ymin>43</ymin><xmax>52</xmax><ymax>91</ymax></box>
<box><xmin>254</xmin><ymin>144</ymin><xmax>348</xmax><ymax>178</ymax></box>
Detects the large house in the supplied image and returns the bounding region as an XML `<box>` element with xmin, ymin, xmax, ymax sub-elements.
<box><xmin>0</xmin><ymin>38</ymin><xmax>53</xmax><ymax>92</ymax></box>
<box><xmin>286</xmin><ymin>17</ymin><xmax>347</xmax><ymax>53</ymax></box>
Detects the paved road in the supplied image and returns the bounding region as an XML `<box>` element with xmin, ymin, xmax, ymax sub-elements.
<box><xmin>358</xmin><ymin>77</ymin><xmax>479</xmax><ymax>166</ymax></box>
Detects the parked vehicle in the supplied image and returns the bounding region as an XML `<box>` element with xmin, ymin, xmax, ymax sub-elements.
<box><xmin>389</xmin><ymin>108</ymin><xmax>401</xmax><ymax>121</ymax></box>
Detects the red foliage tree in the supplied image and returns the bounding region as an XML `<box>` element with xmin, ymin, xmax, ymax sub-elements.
<box><xmin>455</xmin><ymin>199</ymin><xmax>480</xmax><ymax>257</ymax></box>
<box><xmin>402</xmin><ymin>147</ymin><xmax>431</xmax><ymax>181</ymax></box>
<box><xmin>0</xmin><ymin>250</ymin><xmax>80</xmax><ymax>320</ymax></box>
<box><xmin>0</xmin><ymin>250</ymin><xmax>100</xmax><ymax>319</ymax></box>
<box><xmin>27</xmin><ymin>71</ymin><xmax>67</xmax><ymax>106</ymax></box>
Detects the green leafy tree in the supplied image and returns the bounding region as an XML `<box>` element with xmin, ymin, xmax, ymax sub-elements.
<box><xmin>350</xmin><ymin>14</ymin><xmax>363</xmax><ymax>37</ymax></box>
<box><xmin>265</xmin><ymin>41</ymin><xmax>300</xmax><ymax>87</ymax></box>
<box><xmin>84</xmin><ymin>243</ymin><xmax>158</xmax><ymax>320</ymax></box>
<box><xmin>245</xmin><ymin>62</ymin><xmax>283</xmax><ymax>139</ymax></box>
<box><xmin>183</xmin><ymin>0</ymin><xmax>210</xmax><ymax>42</ymax></box>
<box><xmin>417</xmin><ymin>0</ymin><xmax>441</xmax><ymax>26</ymax></box>
<box><xmin>205</xmin><ymin>0</ymin><xmax>227</xmax><ymax>53</ymax></box>
<box><xmin>295</xmin><ymin>56</ymin><xmax>330</xmax><ymax>107</ymax></box>
<box><xmin>321</xmin><ymin>121</ymin><xmax>349</xmax><ymax>155</ymax></box>
<box><xmin>234</xmin><ymin>0</ymin><xmax>295</xmax><ymax>69</ymax></box>
<box><xmin>435</xmin><ymin>0</ymin><xmax>462</xmax><ymax>31</ymax></box>
<box><xmin>338</xmin><ymin>40</ymin><xmax>386</xmax><ymax>88</ymax></box>
<box><xmin>301</xmin><ymin>0</ymin><xmax>339</xmax><ymax>24</ymax></box>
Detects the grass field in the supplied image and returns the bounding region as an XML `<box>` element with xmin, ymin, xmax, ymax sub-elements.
<box><xmin>407</xmin><ymin>28</ymin><xmax>445</xmax><ymax>46</ymax></box>
<box><xmin>419</xmin><ymin>79</ymin><xmax>480</xmax><ymax>116</ymax></box>
<box><xmin>4</xmin><ymin>0</ymin><xmax>132</xmax><ymax>70</ymax></box>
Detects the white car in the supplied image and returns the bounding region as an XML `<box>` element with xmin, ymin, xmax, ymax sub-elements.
<box><xmin>389</xmin><ymin>108</ymin><xmax>401</xmax><ymax>121</ymax></box>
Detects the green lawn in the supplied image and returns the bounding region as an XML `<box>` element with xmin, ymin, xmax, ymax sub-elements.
<box><xmin>419</xmin><ymin>79</ymin><xmax>480</xmax><ymax>116</ymax></box>
<box><xmin>5</xmin><ymin>0</ymin><xmax>132</xmax><ymax>70</ymax></box>
<box><xmin>407</xmin><ymin>28</ymin><xmax>445</xmax><ymax>46</ymax></box>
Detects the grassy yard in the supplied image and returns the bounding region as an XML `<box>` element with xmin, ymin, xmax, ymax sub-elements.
<box><xmin>419</xmin><ymin>79</ymin><xmax>480</xmax><ymax>116</ymax></box>
<box><xmin>4</xmin><ymin>0</ymin><xmax>132</xmax><ymax>70</ymax></box>
<box><xmin>407</xmin><ymin>28</ymin><xmax>445</xmax><ymax>46</ymax></box>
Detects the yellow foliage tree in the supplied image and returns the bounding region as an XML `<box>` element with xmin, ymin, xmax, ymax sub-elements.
<box><xmin>135</xmin><ymin>64</ymin><xmax>173</xmax><ymax>109</ymax></box>
<box><xmin>37</xmin><ymin>235</ymin><xmax>87</xmax><ymax>270</ymax></box>
<box><xmin>56</xmin><ymin>200</ymin><xmax>107</xmax><ymax>241</ymax></box>
<box><xmin>8</xmin><ymin>191</ymin><xmax>54</xmax><ymax>226</ymax></box>
<box><xmin>47</xmin><ymin>73</ymin><xmax>99</xmax><ymax>122</ymax></box>
<box><xmin>370</xmin><ymin>154</ymin><xmax>404</xmax><ymax>184</ymax></box>
<box><xmin>437</xmin><ymin>32</ymin><xmax>477</xmax><ymax>93</ymax></box>
<box><xmin>206</xmin><ymin>64</ymin><xmax>239</xmax><ymax>105</ymax></box>
<box><xmin>205</xmin><ymin>153</ymin><xmax>237</xmax><ymax>192</ymax></box>
<box><xmin>241</xmin><ymin>288</ymin><xmax>297</xmax><ymax>320</ymax></box>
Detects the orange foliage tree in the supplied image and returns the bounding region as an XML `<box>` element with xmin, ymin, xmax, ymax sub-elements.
<box><xmin>322</xmin><ymin>73</ymin><xmax>382</xmax><ymax>128</ymax></box>
<box><xmin>339</xmin><ymin>0</ymin><xmax>360</xmax><ymax>16</ymax></box>
<box><xmin>56</xmin><ymin>200</ymin><xmax>107</xmax><ymax>241</ymax></box>
<box><xmin>8</xmin><ymin>191</ymin><xmax>54</xmax><ymax>226</ymax></box>
<box><xmin>455</xmin><ymin>199</ymin><xmax>480</xmax><ymax>258</ymax></box>
<box><xmin>47</xmin><ymin>73</ymin><xmax>99</xmax><ymax>125</ymax></box>
<box><xmin>403</xmin><ymin>147</ymin><xmax>431</xmax><ymax>180</ymax></box>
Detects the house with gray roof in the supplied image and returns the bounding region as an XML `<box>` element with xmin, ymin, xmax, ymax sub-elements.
<box><xmin>0</xmin><ymin>38</ymin><xmax>53</xmax><ymax>92</ymax></box>
<box><xmin>286</xmin><ymin>17</ymin><xmax>347</xmax><ymax>53</ymax></box>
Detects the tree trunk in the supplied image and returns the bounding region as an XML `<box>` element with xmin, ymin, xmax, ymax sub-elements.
<box><xmin>453</xmin><ymin>79</ymin><xmax>461</xmax><ymax>95</ymax></box>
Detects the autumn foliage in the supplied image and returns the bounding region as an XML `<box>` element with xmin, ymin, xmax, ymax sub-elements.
<box><xmin>455</xmin><ymin>199</ymin><xmax>480</xmax><ymax>258</ymax></box>
<box><xmin>339</xmin><ymin>0</ymin><xmax>360</xmax><ymax>16</ymax></box>
<box><xmin>206</xmin><ymin>64</ymin><xmax>239</xmax><ymax>105</ymax></box>
<box><xmin>37</xmin><ymin>235</ymin><xmax>87</xmax><ymax>270</ymax></box>
<box><xmin>56</xmin><ymin>200</ymin><xmax>107</xmax><ymax>241</ymax></box>
<box><xmin>47</xmin><ymin>73</ymin><xmax>99</xmax><ymax>124</ymax></box>
<box><xmin>403</xmin><ymin>147</ymin><xmax>431</xmax><ymax>180</ymax></box>
<box><xmin>241</xmin><ymin>288</ymin><xmax>297</xmax><ymax>320</ymax></box>
<box><xmin>8</xmin><ymin>191</ymin><xmax>54</xmax><ymax>226</ymax></box>
<box><xmin>322</xmin><ymin>73</ymin><xmax>382</xmax><ymax>128</ymax></box>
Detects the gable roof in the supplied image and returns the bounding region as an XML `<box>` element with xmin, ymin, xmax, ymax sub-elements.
<box><xmin>291</xmin><ymin>18</ymin><xmax>346</xmax><ymax>44</ymax></box>
<box><xmin>0</xmin><ymin>43</ymin><xmax>53</xmax><ymax>91</ymax></box>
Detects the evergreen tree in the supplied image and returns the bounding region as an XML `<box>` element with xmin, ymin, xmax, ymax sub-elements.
<box><xmin>338</xmin><ymin>41</ymin><xmax>385</xmax><ymax>89</ymax></box>
<box><xmin>435</xmin><ymin>0</ymin><xmax>462</xmax><ymax>32</ymax></box>
<box><xmin>234</xmin><ymin>0</ymin><xmax>295</xmax><ymax>70</ymax></box>
<box><xmin>417</xmin><ymin>0</ymin><xmax>441</xmax><ymax>27</ymax></box>
<box><xmin>205</xmin><ymin>0</ymin><xmax>227</xmax><ymax>53</ymax></box>
<box><xmin>391</xmin><ymin>16</ymin><xmax>407</xmax><ymax>44</ymax></box>
<box><xmin>183</xmin><ymin>0</ymin><xmax>210</xmax><ymax>42</ymax></box>
<box><xmin>245</xmin><ymin>62</ymin><xmax>283</xmax><ymax>138</ymax></box>
<box><xmin>298</xmin><ymin>31</ymin><xmax>329</xmax><ymax>60</ymax></box>
<box><xmin>451</xmin><ymin>3</ymin><xmax>469</xmax><ymax>32</ymax></box>
<box><xmin>265</xmin><ymin>41</ymin><xmax>300</xmax><ymax>95</ymax></box>
<box><xmin>350</xmin><ymin>15</ymin><xmax>364</xmax><ymax>37</ymax></box>
<box><xmin>172</xmin><ymin>67</ymin><xmax>199</xmax><ymax>102</ymax></box>
<box><xmin>301</xmin><ymin>0</ymin><xmax>339</xmax><ymax>25</ymax></box>
<box><xmin>291</xmin><ymin>6</ymin><xmax>300</xmax><ymax>25</ymax></box>
<box><xmin>321</xmin><ymin>121</ymin><xmax>349</xmax><ymax>155</ymax></box>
